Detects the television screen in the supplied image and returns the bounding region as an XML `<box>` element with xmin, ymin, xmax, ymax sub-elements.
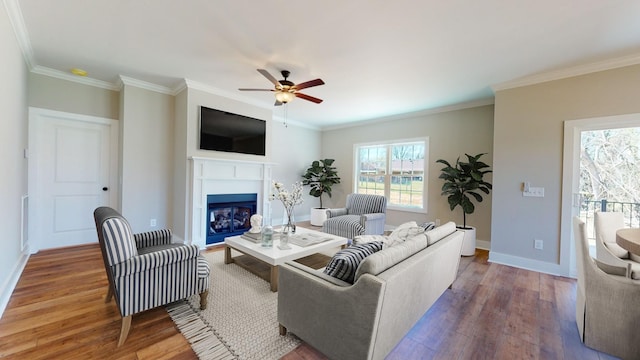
<box><xmin>199</xmin><ymin>106</ymin><xmax>266</xmax><ymax>156</ymax></box>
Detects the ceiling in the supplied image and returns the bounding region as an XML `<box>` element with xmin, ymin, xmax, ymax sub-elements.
<box><xmin>12</xmin><ymin>0</ymin><xmax>640</xmax><ymax>128</ymax></box>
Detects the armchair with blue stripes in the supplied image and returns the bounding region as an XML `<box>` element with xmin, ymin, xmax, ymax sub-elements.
<box><xmin>93</xmin><ymin>207</ymin><xmax>210</xmax><ymax>347</ymax></box>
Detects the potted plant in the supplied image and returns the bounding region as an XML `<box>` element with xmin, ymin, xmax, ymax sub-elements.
<box><xmin>302</xmin><ymin>159</ymin><xmax>341</xmax><ymax>226</ymax></box>
<box><xmin>436</xmin><ymin>153</ymin><xmax>492</xmax><ymax>256</ymax></box>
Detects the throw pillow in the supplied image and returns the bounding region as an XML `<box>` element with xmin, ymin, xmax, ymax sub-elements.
<box><xmin>323</xmin><ymin>242</ymin><xmax>383</xmax><ymax>283</ymax></box>
<box><xmin>386</xmin><ymin>221</ymin><xmax>425</xmax><ymax>248</ymax></box>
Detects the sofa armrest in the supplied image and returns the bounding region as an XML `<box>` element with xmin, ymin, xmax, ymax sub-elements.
<box><xmin>278</xmin><ymin>262</ymin><xmax>385</xmax><ymax>360</ymax></box>
<box><xmin>134</xmin><ymin>228</ymin><xmax>173</xmax><ymax>248</ymax></box>
<box><xmin>326</xmin><ymin>208</ymin><xmax>348</xmax><ymax>219</ymax></box>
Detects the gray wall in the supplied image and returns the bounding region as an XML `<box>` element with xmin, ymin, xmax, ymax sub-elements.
<box><xmin>120</xmin><ymin>85</ymin><xmax>175</xmax><ymax>233</ymax></box>
<box><xmin>492</xmin><ymin>64</ymin><xmax>640</xmax><ymax>272</ymax></box>
<box><xmin>0</xmin><ymin>4</ymin><xmax>29</xmax><ymax>311</ymax></box>
<box><xmin>321</xmin><ymin>104</ymin><xmax>495</xmax><ymax>243</ymax></box>
<box><xmin>28</xmin><ymin>73</ymin><xmax>119</xmax><ymax>120</ymax></box>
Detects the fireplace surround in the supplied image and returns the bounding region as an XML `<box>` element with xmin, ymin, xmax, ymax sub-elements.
<box><xmin>190</xmin><ymin>157</ymin><xmax>273</xmax><ymax>248</ymax></box>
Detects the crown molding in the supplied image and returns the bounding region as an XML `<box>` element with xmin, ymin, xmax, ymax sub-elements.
<box><xmin>321</xmin><ymin>98</ymin><xmax>495</xmax><ymax>131</ymax></box>
<box><xmin>4</xmin><ymin>0</ymin><xmax>34</xmax><ymax>69</ymax></box>
<box><xmin>118</xmin><ymin>75</ymin><xmax>173</xmax><ymax>95</ymax></box>
<box><xmin>31</xmin><ymin>65</ymin><xmax>120</xmax><ymax>91</ymax></box>
<box><xmin>492</xmin><ymin>53</ymin><xmax>640</xmax><ymax>92</ymax></box>
<box><xmin>182</xmin><ymin>78</ymin><xmax>271</xmax><ymax>109</ymax></box>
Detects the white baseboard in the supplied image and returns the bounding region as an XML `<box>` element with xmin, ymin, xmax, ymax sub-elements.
<box><xmin>0</xmin><ymin>247</ymin><xmax>31</xmax><ymax>319</ymax></box>
<box><xmin>476</xmin><ymin>239</ymin><xmax>490</xmax><ymax>251</ymax></box>
<box><xmin>488</xmin><ymin>251</ymin><xmax>566</xmax><ymax>277</ymax></box>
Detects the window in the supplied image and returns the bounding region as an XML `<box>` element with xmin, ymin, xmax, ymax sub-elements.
<box><xmin>354</xmin><ymin>138</ymin><xmax>428</xmax><ymax>211</ymax></box>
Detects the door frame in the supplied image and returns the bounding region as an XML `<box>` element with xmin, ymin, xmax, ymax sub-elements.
<box><xmin>561</xmin><ymin>112</ymin><xmax>640</xmax><ymax>277</ymax></box>
<box><xmin>28</xmin><ymin>107</ymin><xmax>119</xmax><ymax>253</ymax></box>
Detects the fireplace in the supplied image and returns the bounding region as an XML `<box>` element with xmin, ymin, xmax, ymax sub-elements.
<box><xmin>206</xmin><ymin>193</ymin><xmax>257</xmax><ymax>244</ymax></box>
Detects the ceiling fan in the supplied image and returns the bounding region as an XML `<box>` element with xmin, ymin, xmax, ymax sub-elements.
<box><xmin>239</xmin><ymin>69</ymin><xmax>324</xmax><ymax>106</ymax></box>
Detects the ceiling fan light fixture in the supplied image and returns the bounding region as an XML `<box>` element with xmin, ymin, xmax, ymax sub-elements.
<box><xmin>275</xmin><ymin>90</ymin><xmax>294</xmax><ymax>103</ymax></box>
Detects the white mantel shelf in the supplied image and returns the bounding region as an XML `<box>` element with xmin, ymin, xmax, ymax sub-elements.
<box><xmin>189</xmin><ymin>157</ymin><xmax>274</xmax><ymax>249</ymax></box>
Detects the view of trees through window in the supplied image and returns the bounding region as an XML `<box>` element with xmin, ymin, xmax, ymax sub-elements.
<box><xmin>580</xmin><ymin>127</ymin><xmax>640</xmax><ymax>232</ymax></box>
<box><xmin>356</xmin><ymin>140</ymin><xmax>426</xmax><ymax>209</ymax></box>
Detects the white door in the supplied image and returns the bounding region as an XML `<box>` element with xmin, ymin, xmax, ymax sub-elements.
<box><xmin>28</xmin><ymin>108</ymin><xmax>119</xmax><ymax>252</ymax></box>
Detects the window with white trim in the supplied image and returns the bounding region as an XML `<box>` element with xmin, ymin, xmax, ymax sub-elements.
<box><xmin>354</xmin><ymin>138</ymin><xmax>428</xmax><ymax>211</ymax></box>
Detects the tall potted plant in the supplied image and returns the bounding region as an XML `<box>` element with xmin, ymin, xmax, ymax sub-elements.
<box><xmin>436</xmin><ymin>153</ymin><xmax>492</xmax><ymax>255</ymax></box>
<box><xmin>302</xmin><ymin>159</ymin><xmax>341</xmax><ymax>226</ymax></box>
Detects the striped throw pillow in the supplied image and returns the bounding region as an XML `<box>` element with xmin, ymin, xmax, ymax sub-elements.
<box><xmin>323</xmin><ymin>242</ymin><xmax>383</xmax><ymax>283</ymax></box>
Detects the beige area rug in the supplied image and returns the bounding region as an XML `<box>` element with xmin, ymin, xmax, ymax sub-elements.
<box><xmin>167</xmin><ymin>250</ymin><xmax>301</xmax><ymax>360</ymax></box>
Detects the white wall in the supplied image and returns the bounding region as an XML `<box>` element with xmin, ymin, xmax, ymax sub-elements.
<box><xmin>492</xmin><ymin>64</ymin><xmax>640</xmax><ymax>275</ymax></box>
<box><xmin>321</xmin><ymin>104</ymin><xmax>494</xmax><ymax>242</ymax></box>
<box><xmin>120</xmin><ymin>84</ymin><xmax>174</xmax><ymax>233</ymax></box>
<box><xmin>270</xmin><ymin>121</ymin><xmax>322</xmax><ymax>224</ymax></box>
<box><xmin>0</xmin><ymin>2</ymin><xmax>29</xmax><ymax>316</ymax></box>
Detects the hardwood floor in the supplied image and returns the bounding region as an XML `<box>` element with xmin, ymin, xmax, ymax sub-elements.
<box><xmin>0</xmin><ymin>243</ymin><xmax>616</xmax><ymax>359</ymax></box>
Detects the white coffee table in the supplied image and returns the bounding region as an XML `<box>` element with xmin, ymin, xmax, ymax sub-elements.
<box><xmin>224</xmin><ymin>227</ymin><xmax>348</xmax><ymax>291</ymax></box>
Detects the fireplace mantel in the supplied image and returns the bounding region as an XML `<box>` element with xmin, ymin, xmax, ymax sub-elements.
<box><xmin>189</xmin><ymin>157</ymin><xmax>274</xmax><ymax>248</ymax></box>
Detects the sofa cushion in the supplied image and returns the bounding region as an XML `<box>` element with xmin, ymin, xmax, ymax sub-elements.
<box><xmin>323</xmin><ymin>242</ymin><xmax>383</xmax><ymax>283</ymax></box>
<box><xmin>354</xmin><ymin>235</ymin><xmax>429</xmax><ymax>282</ymax></box>
<box><xmin>426</xmin><ymin>221</ymin><xmax>457</xmax><ymax>246</ymax></box>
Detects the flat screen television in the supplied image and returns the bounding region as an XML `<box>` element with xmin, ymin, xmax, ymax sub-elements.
<box><xmin>199</xmin><ymin>106</ymin><xmax>266</xmax><ymax>156</ymax></box>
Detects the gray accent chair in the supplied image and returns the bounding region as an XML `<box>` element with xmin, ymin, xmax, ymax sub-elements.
<box><xmin>322</xmin><ymin>194</ymin><xmax>387</xmax><ymax>240</ymax></box>
<box><xmin>574</xmin><ymin>217</ymin><xmax>640</xmax><ymax>359</ymax></box>
<box><xmin>594</xmin><ymin>211</ymin><xmax>640</xmax><ymax>279</ymax></box>
<box><xmin>93</xmin><ymin>206</ymin><xmax>210</xmax><ymax>347</ymax></box>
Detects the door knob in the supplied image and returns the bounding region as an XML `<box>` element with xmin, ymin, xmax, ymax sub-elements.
<box><xmin>102</xmin><ymin>187</ymin><xmax>109</xmax><ymax>191</ymax></box>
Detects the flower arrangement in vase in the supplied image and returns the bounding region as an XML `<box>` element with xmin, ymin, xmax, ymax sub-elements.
<box><xmin>270</xmin><ymin>181</ymin><xmax>304</xmax><ymax>234</ymax></box>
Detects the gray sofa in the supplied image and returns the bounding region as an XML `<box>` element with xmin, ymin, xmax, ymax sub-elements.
<box><xmin>277</xmin><ymin>222</ymin><xmax>464</xmax><ymax>360</ymax></box>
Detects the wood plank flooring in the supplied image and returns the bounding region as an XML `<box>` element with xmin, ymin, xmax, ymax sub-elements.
<box><xmin>0</xmin><ymin>242</ymin><xmax>616</xmax><ymax>359</ymax></box>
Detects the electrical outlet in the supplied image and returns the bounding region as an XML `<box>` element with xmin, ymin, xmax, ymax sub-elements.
<box><xmin>534</xmin><ymin>239</ymin><xmax>543</xmax><ymax>250</ymax></box>
<box><xmin>435</xmin><ymin>218</ymin><xmax>441</xmax><ymax>226</ymax></box>
<box><xmin>150</xmin><ymin>219</ymin><xmax>157</xmax><ymax>227</ymax></box>
<box><xmin>523</xmin><ymin>186</ymin><xmax>545</xmax><ymax>197</ymax></box>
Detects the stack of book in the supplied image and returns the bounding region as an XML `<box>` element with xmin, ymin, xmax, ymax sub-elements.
<box><xmin>241</xmin><ymin>231</ymin><xmax>280</xmax><ymax>243</ymax></box>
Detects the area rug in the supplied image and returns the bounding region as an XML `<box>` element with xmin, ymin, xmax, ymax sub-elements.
<box><xmin>167</xmin><ymin>250</ymin><xmax>301</xmax><ymax>360</ymax></box>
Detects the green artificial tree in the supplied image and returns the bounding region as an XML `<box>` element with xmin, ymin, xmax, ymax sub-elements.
<box><xmin>436</xmin><ymin>153</ymin><xmax>492</xmax><ymax>229</ymax></box>
<box><xmin>302</xmin><ymin>159</ymin><xmax>341</xmax><ymax>209</ymax></box>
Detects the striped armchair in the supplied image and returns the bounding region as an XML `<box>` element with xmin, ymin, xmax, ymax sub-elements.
<box><xmin>93</xmin><ymin>207</ymin><xmax>210</xmax><ymax>347</ymax></box>
<box><xmin>323</xmin><ymin>194</ymin><xmax>387</xmax><ymax>240</ymax></box>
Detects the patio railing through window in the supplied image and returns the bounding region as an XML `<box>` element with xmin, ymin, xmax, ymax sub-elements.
<box><xmin>579</xmin><ymin>200</ymin><xmax>640</xmax><ymax>242</ymax></box>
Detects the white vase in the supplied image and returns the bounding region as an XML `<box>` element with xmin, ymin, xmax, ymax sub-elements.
<box><xmin>310</xmin><ymin>208</ymin><xmax>328</xmax><ymax>226</ymax></box>
<box><xmin>458</xmin><ymin>226</ymin><xmax>476</xmax><ymax>256</ymax></box>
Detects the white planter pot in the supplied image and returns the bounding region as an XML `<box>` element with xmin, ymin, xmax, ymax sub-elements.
<box><xmin>310</xmin><ymin>208</ymin><xmax>328</xmax><ymax>226</ymax></box>
<box><xmin>458</xmin><ymin>226</ymin><xmax>476</xmax><ymax>256</ymax></box>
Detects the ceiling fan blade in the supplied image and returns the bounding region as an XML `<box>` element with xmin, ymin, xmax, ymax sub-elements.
<box><xmin>238</xmin><ymin>88</ymin><xmax>274</xmax><ymax>91</ymax></box>
<box><xmin>295</xmin><ymin>92</ymin><xmax>323</xmax><ymax>104</ymax></box>
<box><xmin>293</xmin><ymin>78</ymin><xmax>325</xmax><ymax>90</ymax></box>
<box><xmin>257</xmin><ymin>69</ymin><xmax>282</xmax><ymax>87</ymax></box>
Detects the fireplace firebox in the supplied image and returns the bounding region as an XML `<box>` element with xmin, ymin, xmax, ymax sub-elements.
<box><xmin>206</xmin><ymin>193</ymin><xmax>257</xmax><ymax>244</ymax></box>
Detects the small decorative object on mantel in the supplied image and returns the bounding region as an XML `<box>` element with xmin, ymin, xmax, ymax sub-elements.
<box><xmin>270</xmin><ymin>181</ymin><xmax>304</xmax><ymax>234</ymax></box>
